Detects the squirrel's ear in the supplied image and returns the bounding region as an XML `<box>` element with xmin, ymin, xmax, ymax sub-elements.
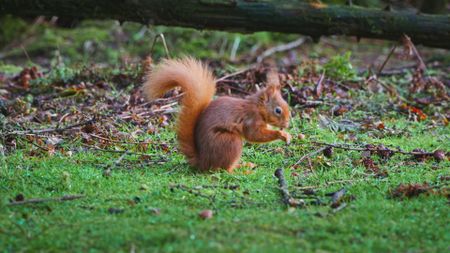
<box><xmin>266</xmin><ymin>69</ymin><xmax>281</xmax><ymax>90</ymax></box>
<box><xmin>265</xmin><ymin>85</ymin><xmax>276</xmax><ymax>95</ymax></box>
<box><xmin>258</xmin><ymin>89</ymin><xmax>269</xmax><ymax>104</ymax></box>
<box><xmin>258</xmin><ymin>85</ymin><xmax>277</xmax><ymax>104</ymax></box>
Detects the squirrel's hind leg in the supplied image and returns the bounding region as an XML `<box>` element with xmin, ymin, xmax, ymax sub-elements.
<box><xmin>197</xmin><ymin>132</ymin><xmax>242</xmax><ymax>172</ymax></box>
<box><xmin>225</xmin><ymin>158</ymin><xmax>241</xmax><ymax>173</ymax></box>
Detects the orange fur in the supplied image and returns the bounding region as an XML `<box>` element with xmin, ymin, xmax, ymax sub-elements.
<box><xmin>143</xmin><ymin>57</ymin><xmax>291</xmax><ymax>172</ymax></box>
<box><xmin>143</xmin><ymin>57</ymin><xmax>216</xmax><ymax>166</ymax></box>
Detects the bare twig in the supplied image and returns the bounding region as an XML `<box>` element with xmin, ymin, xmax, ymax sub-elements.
<box><xmin>118</xmin><ymin>107</ymin><xmax>177</xmax><ymax>120</ymax></box>
<box><xmin>257</xmin><ymin>37</ymin><xmax>306</xmax><ymax>63</ymax></box>
<box><xmin>170</xmin><ymin>184</ymin><xmax>239</xmax><ymax>190</ymax></box>
<box><xmin>402</xmin><ymin>34</ymin><xmax>426</xmax><ymax>70</ymax></box>
<box><xmin>103</xmin><ymin>152</ymin><xmax>129</xmax><ymax>176</ymax></box>
<box><xmin>274</xmin><ymin>168</ymin><xmax>300</xmax><ymax>207</ymax></box>
<box><xmin>170</xmin><ymin>184</ymin><xmax>216</xmax><ymax>202</ymax></box>
<box><xmin>331</xmin><ymin>202</ymin><xmax>348</xmax><ymax>213</ymax></box>
<box><xmin>310</xmin><ymin>141</ymin><xmax>435</xmax><ymax>156</ymax></box>
<box><xmin>21</xmin><ymin>45</ymin><xmax>32</xmax><ymax>64</ymax></box>
<box><xmin>150</xmin><ymin>33</ymin><xmax>170</xmax><ymax>58</ymax></box>
<box><xmin>377</xmin><ymin>44</ymin><xmax>397</xmax><ymax>76</ymax></box>
<box><xmin>377</xmin><ymin>65</ymin><xmax>415</xmax><ymax>76</ymax></box>
<box><xmin>371</xmin><ymin>77</ymin><xmax>402</xmax><ymax>99</ymax></box>
<box><xmin>26</xmin><ymin>139</ymin><xmax>49</xmax><ymax>151</ymax></box>
<box><xmin>291</xmin><ymin>146</ymin><xmax>327</xmax><ymax>168</ymax></box>
<box><xmin>295</xmin><ymin>178</ymin><xmax>370</xmax><ymax>190</ymax></box>
<box><xmin>315</xmin><ymin>71</ymin><xmax>325</xmax><ymax>97</ymax></box>
<box><xmin>329</xmin><ymin>188</ymin><xmax>346</xmax><ymax>207</ymax></box>
<box><xmin>216</xmin><ymin>64</ymin><xmax>257</xmax><ymax>82</ymax></box>
<box><xmin>89</xmin><ymin>134</ymin><xmax>150</xmax><ymax>145</ymax></box>
<box><xmin>4</xmin><ymin>117</ymin><xmax>96</xmax><ymax>136</ymax></box>
<box><xmin>8</xmin><ymin>194</ymin><xmax>85</xmax><ymax>206</ymax></box>
<box><xmin>298</xmin><ymin>100</ymin><xmax>335</xmax><ymax>108</ymax></box>
<box><xmin>134</xmin><ymin>93</ymin><xmax>183</xmax><ymax>109</ymax></box>
<box><xmin>217</xmin><ymin>81</ymin><xmax>251</xmax><ymax>95</ymax></box>
<box><xmin>153</xmin><ymin>93</ymin><xmax>183</xmax><ymax>103</ymax></box>
<box><xmin>81</xmin><ymin>144</ymin><xmax>162</xmax><ymax>157</ymax></box>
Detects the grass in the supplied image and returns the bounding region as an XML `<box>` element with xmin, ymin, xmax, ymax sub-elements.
<box><xmin>1</xmin><ymin>116</ymin><xmax>449</xmax><ymax>252</ymax></box>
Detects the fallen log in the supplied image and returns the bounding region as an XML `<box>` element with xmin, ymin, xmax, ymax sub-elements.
<box><xmin>1</xmin><ymin>0</ymin><xmax>449</xmax><ymax>48</ymax></box>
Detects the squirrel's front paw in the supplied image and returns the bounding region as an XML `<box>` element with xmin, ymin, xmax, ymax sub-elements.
<box><xmin>279</xmin><ymin>131</ymin><xmax>292</xmax><ymax>144</ymax></box>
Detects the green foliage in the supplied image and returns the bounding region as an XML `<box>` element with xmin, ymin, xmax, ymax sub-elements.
<box><xmin>0</xmin><ymin>18</ymin><xmax>299</xmax><ymax>66</ymax></box>
<box><xmin>29</xmin><ymin>66</ymin><xmax>77</xmax><ymax>90</ymax></box>
<box><xmin>323</xmin><ymin>52</ymin><xmax>358</xmax><ymax>80</ymax></box>
<box><xmin>0</xmin><ymin>15</ymin><xmax>27</xmax><ymax>47</ymax></box>
<box><xmin>47</xmin><ymin>66</ymin><xmax>77</xmax><ymax>83</ymax></box>
<box><xmin>0</xmin><ymin>62</ymin><xmax>22</xmax><ymax>75</ymax></box>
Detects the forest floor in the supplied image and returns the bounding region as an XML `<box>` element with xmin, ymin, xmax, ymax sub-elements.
<box><xmin>0</xmin><ymin>19</ymin><xmax>449</xmax><ymax>252</ymax></box>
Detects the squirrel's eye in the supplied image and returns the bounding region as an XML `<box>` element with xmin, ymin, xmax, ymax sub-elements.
<box><xmin>274</xmin><ymin>106</ymin><xmax>282</xmax><ymax>115</ymax></box>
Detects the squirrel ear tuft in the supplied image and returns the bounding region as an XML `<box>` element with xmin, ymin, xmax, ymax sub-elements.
<box><xmin>265</xmin><ymin>85</ymin><xmax>276</xmax><ymax>95</ymax></box>
<box><xmin>266</xmin><ymin>69</ymin><xmax>281</xmax><ymax>89</ymax></box>
<box><xmin>258</xmin><ymin>89</ymin><xmax>269</xmax><ymax>104</ymax></box>
<box><xmin>258</xmin><ymin>85</ymin><xmax>277</xmax><ymax>104</ymax></box>
<box><xmin>258</xmin><ymin>92</ymin><xmax>266</xmax><ymax>104</ymax></box>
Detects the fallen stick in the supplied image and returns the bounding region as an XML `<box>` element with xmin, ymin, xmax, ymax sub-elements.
<box><xmin>216</xmin><ymin>64</ymin><xmax>257</xmax><ymax>82</ymax></box>
<box><xmin>170</xmin><ymin>184</ymin><xmax>240</xmax><ymax>190</ymax></box>
<box><xmin>310</xmin><ymin>141</ymin><xmax>436</xmax><ymax>156</ymax></box>
<box><xmin>26</xmin><ymin>139</ymin><xmax>49</xmax><ymax>151</ymax></box>
<box><xmin>81</xmin><ymin>144</ymin><xmax>159</xmax><ymax>157</ymax></box>
<box><xmin>89</xmin><ymin>134</ymin><xmax>151</xmax><ymax>145</ymax></box>
<box><xmin>149</xmin><ymin>33</ymin><xmax>171</xmax><ymax>59</ymax></box>
<box><xmin>376</xmin><ymin>44</ymin><xmax>397</xmax><ymax>76</ymax></box>
<box><xmin>292</xmin><ymin>141</ymin><xmax>442</xmax><ymax>169</ymax></box>
<box><xmin>4</xmin><ymin>117</ymin><xmax>96</xmax><ymax>136</ymax></box>
<box><xmin>217</xmin><ymin>81</ymin><xmax>251</xmax><ymax>95</ymax></box>
<box><xmin>295</xmin><ymin>178</ymin><xmax>370</xmax><ymax>190</ymax></box>
<box><xmin>314</xmin><ymin>71</ymin><xmax>325</xmax><ymax>97</ymax></box>
<box><xmin>274</xmin><ymin>168</ymin><xmax>301</xmax><ymax>207</ymax></box>
<box><xmin>291</xmin><ymin>146</ymin><xmax>327</xmax><ymax>168</ymax></box>
<box><xmin>329</xmin><ymin>188</ymin><xmax>346</xmax><ymax>208</ymax></box>
<box><xmin>256</xmin><ymin>37</ymin><xmax>306</xmax><ymax>63</ymax></box>
<box><xmin>169</xmin><ymin>184</ymin><xmax>216</xmax><ymax>202</ymax></box>
<box><xmin>8</xmin><ymin>194</ymin><xmax>85</xmax><ymax>206</ymax></box>
<box><xmin>134</xmin><ymin>94</ymin><xmax>183</xmax><ymax>109</ymax></box>
<box><xmin>103</xmin><ymin>152</ymin><xmax>129</xmax><ymax>177</ymax></box>
<box><xmin>401</xmin><ymin>34</ymin><xmax>426</xmax><ymax>70</ymax></box>
<box><xmin>274</xmin><ymin>168</ymin><xmax>290</xmax><ymax>205</ymax></box>
<box><xmin>331</xmin><ymin>202</ymin><xmax>348</xmax><ymax>213</ymax></box>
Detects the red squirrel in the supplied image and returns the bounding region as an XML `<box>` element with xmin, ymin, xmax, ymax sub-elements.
<box><xmin>143</xmin><ymin>57</ymin><xmax>291</xmax><ymax>172</ymax></box>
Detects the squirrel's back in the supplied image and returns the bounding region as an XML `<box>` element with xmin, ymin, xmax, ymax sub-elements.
<box><xmin>142</xmin><ymin>57</ymin><xmax>216</xmax><ymax>165</ymax></box>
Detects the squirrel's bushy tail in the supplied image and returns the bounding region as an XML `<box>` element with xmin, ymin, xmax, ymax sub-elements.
<box><xmin>142</xmin><ymin>57</ymin><xmax>216</xmax><ymax>165</ymax></box>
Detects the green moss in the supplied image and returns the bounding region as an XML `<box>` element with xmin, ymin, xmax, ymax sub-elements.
<box><xmin>324</xmin><ymin>51</ymin><xmax>358</xmax><ymax>80</ymax></box>
<box><xmin>1</xmin><ymin>18</ymin><xmax>299</xmax><ymax>66</ymax></box>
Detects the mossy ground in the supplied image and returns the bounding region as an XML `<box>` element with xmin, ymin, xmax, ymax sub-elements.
<box><xmin>1</xmin><ymin>117</ymin><xmax>449</xmax><ymax>252</ymax></box>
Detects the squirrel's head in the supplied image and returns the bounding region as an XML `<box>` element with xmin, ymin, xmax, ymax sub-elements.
<box><xmin>255</xmin><ymin>71</ymin><xmax>290</xmax><ymax>129</ymax></box>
